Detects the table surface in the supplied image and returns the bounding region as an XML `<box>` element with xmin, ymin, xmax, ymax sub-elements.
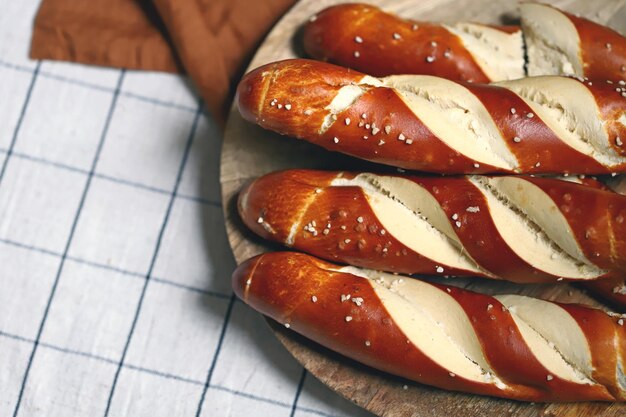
<box><xmin>0</xmin><ymin>0</ymin><xmax>371</xmax><ymax>416</ymax></box>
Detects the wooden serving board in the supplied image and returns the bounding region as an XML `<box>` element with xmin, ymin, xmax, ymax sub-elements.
<box><xmin>220</xmin><ymin>1</ymin><xmax>626</xmax><ymax>416</ymax></box>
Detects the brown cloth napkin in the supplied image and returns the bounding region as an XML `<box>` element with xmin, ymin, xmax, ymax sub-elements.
<box><xmin>30</xmin><ymin>0</ymin><xmax>295</xmax><ymax>125</ymax></box>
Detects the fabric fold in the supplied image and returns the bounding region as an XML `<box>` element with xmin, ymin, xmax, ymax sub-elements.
<box><xmin>30</xmin><ymin>0</ymin><xmax>295</xmax><ymax>125</ymax></box>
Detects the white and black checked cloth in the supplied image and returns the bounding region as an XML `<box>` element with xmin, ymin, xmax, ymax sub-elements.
<box><xmin>0</xmin><ymin>1</ymin><xmax>373</xmax><ymax>416</ymax></box>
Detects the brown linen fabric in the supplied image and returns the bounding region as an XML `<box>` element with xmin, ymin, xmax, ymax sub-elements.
<box><xmin>152</xmin><ymin>0</ymin><xmax>295</xmax><ymax>123</ymax></box>
<box><xmin>30</xmin><ymin>0</ymin><xmax>182</xmax><ymax>73</ymax></box>
<box><xmin>30</xmin><ymin>0</ymin><xmax>295</xmax><ymax>125</ymax></box>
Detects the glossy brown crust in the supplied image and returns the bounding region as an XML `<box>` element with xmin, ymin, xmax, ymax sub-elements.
<box><xmin>236</xmin><ymin>59</ymin><xmax>363</xmax><ymax>138</ymax></box>
<box><xmin>239</xmin><ymin>170</ymin><xmax>476</xmax><ymax>276</ymax></box>
<box><xmin>585</xmin><ymin>80</ymin><xmax>626</xmax><ymax>158</ymax></box>
<box><xmin>465</xmin><ymin>84</ymin><xmax>607</xmax><ymax>173</ymax></box>
<box><xmin>446</xmin><ymin>287</ymin><xmax>617</xmax><ymax>401</ymax></box>
<box><xmin>238</xmin><ymin>169</ymin><xmax>626</xmax><ymax>283</ymax></box>
<box><xmin>567</xmin><ymin>11</ymin><xmax>626</xmax><ymax>81</ymax></box>
<box><xmin>303</xmin><ymin>3</ymin><xmax>509</xmax><ymax>81</ymax></box>
<box><xmin>236</xmin><ymin>59</ymin><xmax>499</xmax><ymax>173</ymax></box>
<box><xmin>525</xmin><ymin>177</ymin><xmax>626</xmax><ymax>271</ymax></box>
<box><xmin>232</xmin><ymin>251</ymin><xmax>496</xmax><ymax>399</ymax></box>
<box><xmin>576</xmin><ymin>180</ymin><xmax>626</xmax><ymax>312</ymax></box>
<box><xmin>410</xmin><ymin>176</ymin><xmax>564</xmax><ymax>283</ymax></box>
<box><xmin>560</xmin><ymin>302</ymin><xmax>626</xmax><ymax>400</ymax></box>
<box><xmin>584</xmin><ymin>277</ymin><xmax>626</xmax><ymax>313</ymax></box>
<box><xmin>321</xmin><ymin>85</ymin><xmax>502</xmax><ymax>173</ymax></box>
<box><xmin>232</xmin><ymin>251</ymin><xmax>622</xmax><ymax>401</ymax></box>
<box><xmin>303</xmin><ymin>4</ymin><xmax>626</xmax><ymax>83</ymax></box>
<box><xmin>236</xmin><ymin>59</ymin><xmax>626</xmax><ymax>175</ymax></box>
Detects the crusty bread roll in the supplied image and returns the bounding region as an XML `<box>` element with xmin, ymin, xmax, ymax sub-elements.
<box><xmin>303</xmin><ymin>3</ymin><xmax>626</xmax><ymax>82</ymax></box>
<box><xmin>236</xmin><ymin>59</ymin><xmax>626</xmax><ymax>175</ymax></box>
<box><xmin>522</xmin><ymin>3</ymin><xmax>626</xmax><ymax>81</ymax></box>
<box><xmin>238</xmin><ymin>169</ymin><xmax>626</xmax><ymax>283</ymax></box>
<box><xmin>233</xmin><ymin>251</ymin><xmax>626</xmax><ymax>402</ymax></box>
<box><xmin>303</xmin><ymin>3</ymin><xmax>525</xmax><ymax>82</ymax></box>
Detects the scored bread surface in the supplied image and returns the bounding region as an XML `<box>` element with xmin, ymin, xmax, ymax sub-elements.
<box><xmin>303</xmin><ymin>3</ymin><xmax>626</xmax><ymax>81</ymax></box>
<box><xmin>239</xmin><ymin>170</ymin><xmax>626</xmax><ymax>283</ymax></box>
<box><xmin>303</xmin><ymin>3</ymin><xmax>525</xmax><ymax>82</ymax></box>
<box><xmin>236</xmin><ymin>59</ymin><xmax>626</xmax><ymax>175</ymax></box>
<box><xmin>233</xmin><ymin>252</ymin><xmax>626</xmax><ymax>402</ymax></box>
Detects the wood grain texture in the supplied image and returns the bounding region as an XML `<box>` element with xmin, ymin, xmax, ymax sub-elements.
<box><xmin>220</xmin><ymin>0</ymin><xmax>626</xmax><ymax>415</ymax></box>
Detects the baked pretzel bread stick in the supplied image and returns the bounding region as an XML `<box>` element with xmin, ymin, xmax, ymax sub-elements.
<box><xmin>303</xmin><ymin>3</ymin><xmax>626</xmax><ymax>81</ymax></box>
<box><xmin>304</xmin><ymin>3</ymin><xmax>524</xmax><ymax>82</ymax></box>
<box><xmin>238</xmin><ymin>169</ymin><xmax>626</xmax><ymax>284</ymax></box>
<box><xmin>233</xmin><ymin>251</ymin><xmax>626</xmax><ymax>402</ymax></box>
<box><xmin>236</xmin><ymin>59</ymin><xmax>626</xmax><ymax>175</ymax></box>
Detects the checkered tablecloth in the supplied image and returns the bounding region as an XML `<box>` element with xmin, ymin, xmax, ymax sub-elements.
<box><xmin>0</xmin><ymin>1</ymin><xmax>373</xmax><ymax>416</ymax></box>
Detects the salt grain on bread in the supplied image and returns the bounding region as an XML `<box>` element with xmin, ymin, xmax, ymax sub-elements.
<box><xmin>233</xmin><ymin>251</ymin><xmax>626</xmax><ymax>402</ymax></box>
<box><xmin>303</xmin><ymin>3</ymin><xmax>626</xmax><ymax>82</ymax></box>
<box><xmin>238</xmin><ymin>169</ymin><xmax>626</xmax><ymax>283</ymax></box>
<box><xmin>236</xmin><ymin>59</ymin><xmax>626</xmax><ymax>175</ymax></box>
<box><xmin>303</xmin><ymin>3</ymin><xmax>524</xmax><ymax>82</ymax></box>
